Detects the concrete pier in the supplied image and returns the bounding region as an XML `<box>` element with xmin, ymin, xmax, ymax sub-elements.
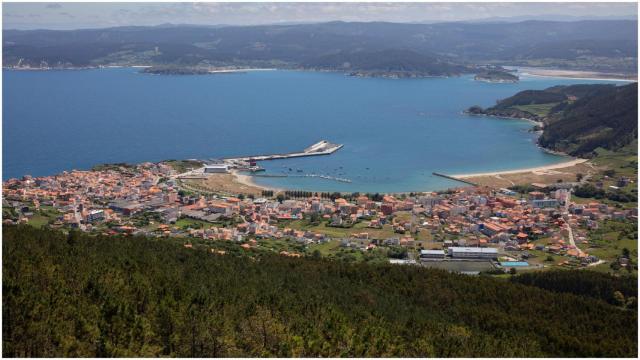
<box><xmin>223</xmin><ymin>140</ymin><xmax>343</xmax><ymax>162</ymax></box>
<box><xmin>432</xmin><ymin>172</ymin><xmax>478</xmax><ymax>186</ymax></box>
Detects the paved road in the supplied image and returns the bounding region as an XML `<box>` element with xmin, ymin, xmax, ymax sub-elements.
<box><xmin>566</xmin><ymin>223</ymin><xmax>585</xmax><ymax>256</ymax></box>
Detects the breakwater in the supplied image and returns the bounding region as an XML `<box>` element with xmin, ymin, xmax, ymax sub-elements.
<box><xmin>432</xmin><ymin>172</ymin><xmax>478</xmax><ymax>186</ymax></box>
<box><xmin>223</xmin><ymin>140</ymin><xmax>343</xmax><ymax>162</ymax></box>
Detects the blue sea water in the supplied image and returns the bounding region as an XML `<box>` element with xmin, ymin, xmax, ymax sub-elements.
<box><xmin>2</xmin><ymin>68</ymin><xmax>623</xmax><ymax>192</ymax></box>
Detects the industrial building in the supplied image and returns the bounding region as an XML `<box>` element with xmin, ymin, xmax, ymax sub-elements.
<box><xmin>420</xmin><ymin>249</ymin><xmax>446</xmax><ymax>260</ymax></box>
<box><xmin>448</xmin><ymin>247</ymin><xmax>498</xmax><ymax>259</ymax></box>
<box><xmin>204</xmin><ymin>164</ymin><xmax>229</xmax><ymax>174</ymax></box>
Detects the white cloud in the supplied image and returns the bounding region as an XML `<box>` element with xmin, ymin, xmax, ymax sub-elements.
<box><xmin>2</xmin><ymin>2</ymin><xmax>637</xmax><ymax>30</ymax></box>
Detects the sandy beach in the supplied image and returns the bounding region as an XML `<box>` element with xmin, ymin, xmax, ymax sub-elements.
<box><xmin>517</xmin><ymin>67</ymin><xmax>637</xmax><ymax>82</ymax></box>
<box><xmin>208</xmin><ymin>68</ymin><xmax>276</xmax><ymax>74</ymax></box>
<box><xmin>232</xmin><ymin>171</ymin><xmax>263</xmax><ymax>188</ymax></box>
<box><xmin>232</xmin><ymin>170</ymin><xmax>282</xmax><ymax>192</ymax></box>
<box><xmin>452</xmin><ymin>158</ymin><xmax>588</xmax><ymax>179</ymax></box>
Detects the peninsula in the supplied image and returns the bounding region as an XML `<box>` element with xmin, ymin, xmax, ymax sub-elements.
<box><xmin>474</xmin><ymin>69</ymin><xmax>519</xmax><ymax>83</ymax></box>
<box><xmin>466</xmin><ymin>83</ymin><xmax>638</xmax><ymax>156</ymax></box>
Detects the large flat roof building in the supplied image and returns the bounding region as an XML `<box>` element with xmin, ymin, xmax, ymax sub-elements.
<box><xmin>448</xmin><ymin>247</ymin><xmax>498</xmax><ymax>259</ymax></box>
<box><xmin>204</xmin><ymin>164</ymin><xmax>229</xmax><ymax>174</ymax></box>
<box><xmin>420</xmin><ymin>249</ymin><xmax>446</xmax><ymax>259</ymax></box>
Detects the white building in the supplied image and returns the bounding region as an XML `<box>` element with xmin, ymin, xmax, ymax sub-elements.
<box><xmin>555</xmin><ymin>189</ymin><xmax>571</xmax><ymax>205</ymax></box>
<box><xmin>448</xmin><ymin>247</ymin><xmax>498</xmax><ymax>259</ymax></box>
<box><xmin>420</xmin><ymin>249</ymin><xmax>446</xmax><ymax>260</ymax></box>
<box><xmin>204</xmin><ymin>164</ymin><xmax>229</xmax><ymax>174</ymax></box>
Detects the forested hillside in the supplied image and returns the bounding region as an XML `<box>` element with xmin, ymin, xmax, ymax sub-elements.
<box><xmin>468</xmin><ymin>83</ymin><xmax>638</xmax><ymax>156</ymax></box>
<box><xmin>539</xmin><ymin>83</ymin><xmax>638</xmax><ymax>155</ymax></box>
<box><xmin>303</xmin><ymin>49</ymin><xmax>467</xmax><ymax>77</ymax></box>
<box><xmin>3</xmin><ymin>225</ymin><xmax>637</xmax><ymax>357</ymax></box>
<box><xmin>510</xmin><ymin>270</ymin><xmax>637</xmax><ymax>306</ymax></box>
<box><xmin>3</xmin><ymin>20</ymin><xmax>637</xmax><ymax>73</ymax></box>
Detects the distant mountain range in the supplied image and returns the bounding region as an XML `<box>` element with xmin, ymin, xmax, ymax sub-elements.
<box><xmin>3</xmin><ymin>20</ymin><xmax>638</xmax><ymax>75</ymax></box>
<box><xmin>468</xmin><ymin>83</ymin><xmax>638</xmax><ymax>156</ymax></box>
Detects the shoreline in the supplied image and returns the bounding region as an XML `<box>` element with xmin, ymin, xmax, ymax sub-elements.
<box><xmin>451</xmin><ymin>158</ymin><xmax>588</xmax><ymax>179</ymax></box>
<box><xmin>6</xmin><ymin>64</ymin><xmax>637</xmax><ymax>83</ymax></box>
<box><xmin>231</xmin><ymin>170</ymin><xmax>282</xmax><ymax>192</ymax></box>
<box><xmin>464</xmin><ymin>111</ymin><xmax>544</xmax><ymax>127</ymax></box>
<box><xmin>514</xmin><ymin>67</ymin><xmax>637</xmax><ymax>82</ymax></box>
<box><xmin>4</xmin><ymin>66</ymin><xmax>603</xmax><ymax>192</ymax></box>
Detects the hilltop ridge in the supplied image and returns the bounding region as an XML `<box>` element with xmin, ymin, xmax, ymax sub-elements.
<box><xmin>4</xmin><ymin>20</ymin><xmax>637</xmax><ymax>75</ymax></box>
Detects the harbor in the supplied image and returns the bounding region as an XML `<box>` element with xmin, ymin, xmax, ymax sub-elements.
<box><xmin>176</xmin><ymin>140</ymin><xmax>349</xmax><ymax>184</ymax></box>
<box><xmin>252</xmin><ymin>173</ymin><xmax>352</xmax><ymax>183</ymax></box>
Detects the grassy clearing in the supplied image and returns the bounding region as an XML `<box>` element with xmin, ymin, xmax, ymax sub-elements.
<box><xmin>25</xmin><ymin>206</ymin><xmax>62</xmax><ymax>228</ymax></box>
<box><xmin>526</xmin><ymin>249</ymin><xmax>565</xmax><ymax>267</ymax></box>
<box><xmin>592</xmin><ymin>140</ymin><xmax>638</xmax><ymax>172</ymax></box>
<box><xmin>27</xmin><ymin>214</ymin><xmax>53</xmax><ymax>228</ymax></box>
<box><xmin>584</xmin><ymin>219</ymin><xmax>637</xmax><ymax>274</ymax></box>
<box><xmin>307</xmin><ymin>240</ymin><xmax>342</xmax><ymax>256</ymax></box>
<box><xmin>573</xmin><ymin>142</ymin><xmax>638</xmax><ymax>209</ymax></box>
<box><xmin>174</xmin><ymin>217</ymin><xmax>221</xmax><ymax>230</ymax></box>
<box><xmin>282</xmin><ymin>213</ymin><xmax>435</xmax><ymax>243</ymax></box>
<box><xmin>282</xmin><ymin>219</ymin><xmax>401</xmax><ymax>240</ymax></box>
<box><xmin>513</xmin><ymin>102</ymin><xmax>560</xmax><ymax>117</ymax></box>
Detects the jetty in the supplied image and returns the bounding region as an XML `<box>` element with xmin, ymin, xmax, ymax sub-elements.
<box><xmin>432</xmin><ymin>172</ymin><xmax>478</xmax><ymax>186</ymax></box>
<box><xmin>223</xmin><ymin>140</ymin><xmax>343</xmax><ymax>162</ymax></box>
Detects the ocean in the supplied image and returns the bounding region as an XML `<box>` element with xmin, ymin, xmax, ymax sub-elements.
<box><xmin>2</xmin><ymin>68</ymin><xmax>623</xmax><ymax>192</ymax></box>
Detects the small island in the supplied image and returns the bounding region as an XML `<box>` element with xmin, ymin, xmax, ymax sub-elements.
<box><xmin>474</xmin><ymin>69</ymin><xmax>519</xmax><ymax>83</ymax></box>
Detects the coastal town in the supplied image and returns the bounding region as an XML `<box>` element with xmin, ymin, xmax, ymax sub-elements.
<box><xmin>3</xmin><ymin>156</ymin><xmax>636</xmax><ymax>275</ymax></box>
<box><xmin>3</xmin><ymin>3</ymin><xmax>638</xmax><ymax>357</ymax></box>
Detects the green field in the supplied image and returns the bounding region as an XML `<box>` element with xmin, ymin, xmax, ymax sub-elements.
<box><xmin>586</xmin><ymin>220</ymin><xmax>637</xmax><ymax>255</ymax></box>
<box><xmin>25</xmin><ymin>206</ymin><xmax>62</xmax><ymax>228</ymax></box>
<box><xmin>174</xmin><ymin>217</ymin><xmax>222</xmax><ymax>230</ymax></box>
<box><xmin>512</xmin><ymin>102</ymin><xmax>560</xmax><ymax>117</ymax></box>
<box><xmin>307</xmin><ymin>239</ymin><xmax>342</xmax><ymax>256</ymax></box>
<box><xmin>592</xmin><ymin>140</ymin><xmax>638</xmax><ymax>172</ymax></box>
<box><xmin>281</xmin><ymin>213</ymin><xmax>435</xmax><ymax>243</ymax></box>
<box><xmin>27</xmin><ymin>214</ymin><xmax>54</xmax><ymax>228</ymax></box>
<box><xmin>572</xmin><ymin>141</ymin><xmax>638</xmax><ymax>209</ymax></box>
<box><xmin>283</xmin><ymin>219</ymin><xmax>398</xmax><ymax>239</ymax></box>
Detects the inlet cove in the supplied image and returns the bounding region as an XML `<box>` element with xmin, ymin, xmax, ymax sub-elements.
<box><xmin>3</xmin><ymin>68</ymin><xmax>623</xmax><ymax>192</ymax></box>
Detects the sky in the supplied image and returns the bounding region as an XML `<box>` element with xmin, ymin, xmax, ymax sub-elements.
<box><xmin>2</xmin><ymin>2</ymin><xmax>638</xmax><ymax>30</ymax></box>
